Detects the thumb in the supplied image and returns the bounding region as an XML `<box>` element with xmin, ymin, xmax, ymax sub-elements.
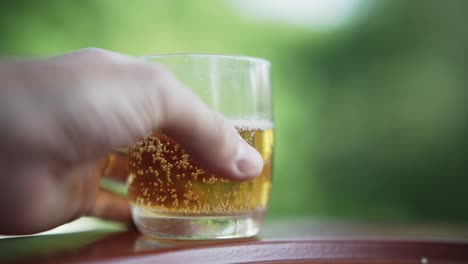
<box><xmin>155</xmin><ymin>70</ymin><xmax>265</xmax><ymax>180</ymax></box>
<box><xmin>63</xmin><ymin>49</ymin><xmax>265</xmax><ymax>180</ymax></box>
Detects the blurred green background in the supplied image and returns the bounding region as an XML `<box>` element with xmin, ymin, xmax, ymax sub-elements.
<box><xmin>1</xmin><ymin>0</ymin><xmax>467</xmax><ymax>224</ymax></box>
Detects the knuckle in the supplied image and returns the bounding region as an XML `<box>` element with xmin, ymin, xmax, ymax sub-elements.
<box><xmin>131</xmin><ymin>60</ymin><xmax>159</xmax><ymax>77</ymax></box>
<box><xmin>212</xmin><ymin>113</ymin><xmax>227</xmax><ymax>135</ymax></box>
<box><xmin>211</xmin><ymin>113</ymin><xmax>237</xmax><ymax>157</ymax></box>
<box><xmin>133</xmin><ymin>61</ymin><xmax>171</xmax><ymax>82</ymax></box>
<box><xmin>78</xmin><ymin>47</ymin><xmax>112</xmax><ymax>57</ymax></box>
<box><xmin>73</xmin><ymin>48</ymin><xmax>128</xmax><ymax>63</ymax></box>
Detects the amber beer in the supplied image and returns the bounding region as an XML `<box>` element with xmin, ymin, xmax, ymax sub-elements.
<box><xmin>127</xmin><ymin>120</ymin><xmax>273</xmax><ymax>217</ymax></box>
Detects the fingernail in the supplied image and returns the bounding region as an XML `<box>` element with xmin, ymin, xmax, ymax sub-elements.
<box><xmin>233</xmin><ymin>140</ymin><xmax>264</xmax><ymax>179</ymax></box>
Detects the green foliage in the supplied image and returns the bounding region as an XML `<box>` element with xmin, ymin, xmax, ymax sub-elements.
<box><xmin>1</xmin><ymin>0</ymin><xmax>467</xmax><ymax>223</ymax></box>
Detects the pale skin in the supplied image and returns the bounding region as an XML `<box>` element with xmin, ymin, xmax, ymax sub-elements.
<box><xmin>0</xmin><ymin>48</ymin><xmax>264</xmax><ymax>235</ymax></box>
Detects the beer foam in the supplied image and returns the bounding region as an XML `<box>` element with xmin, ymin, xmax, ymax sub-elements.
<box><xmin>228</xmin><ymin>119</ymin><xmax>274</xmax><ymax>130</ymax></box>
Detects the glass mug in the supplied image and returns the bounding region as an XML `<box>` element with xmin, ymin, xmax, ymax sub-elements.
<box><xmin>105</xmin><ymin>54</ymin><xmax>273</xmax><ymax>240</ymax></box>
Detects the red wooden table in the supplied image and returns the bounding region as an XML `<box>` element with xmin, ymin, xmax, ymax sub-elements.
<box><xmin>2</xmin><ymin>219</ymin><xmax>468</xmax><ymax>263</ymax></box>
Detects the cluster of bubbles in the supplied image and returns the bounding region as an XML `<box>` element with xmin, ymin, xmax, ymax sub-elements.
<box><xmin>127</xmin><ymin>120</ymin><xmax>274</xmax><ymax>215</ymax></box>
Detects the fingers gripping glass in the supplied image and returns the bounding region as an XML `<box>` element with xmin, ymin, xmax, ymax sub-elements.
<box><xmin>102</xmin><ymin>54</ymin><xmax>273</xmax><ymax>240</ymax></box>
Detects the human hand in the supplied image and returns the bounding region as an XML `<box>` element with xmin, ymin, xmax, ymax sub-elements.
<box><xmin>0</xmin><ymin>48</ymin><xmax>263</xmax><ymax>235</ymax></box>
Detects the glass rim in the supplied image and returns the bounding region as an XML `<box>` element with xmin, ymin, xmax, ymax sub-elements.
<box><xmin>141</xmin><ymin>53</ymin><xmax>271</xmax><ymax>66</ymax></box>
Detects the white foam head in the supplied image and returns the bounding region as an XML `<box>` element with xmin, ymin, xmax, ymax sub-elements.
<box><xmin>229</xmin><ymin>119</ymin><xmax>274</xmax><ymax>130</ymax></box>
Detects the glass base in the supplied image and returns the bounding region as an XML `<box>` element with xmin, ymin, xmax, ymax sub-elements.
<box><xmin>131</xmin><ymin>206</ymin><xmax>265</xmax><ymax>240</ymax></box>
